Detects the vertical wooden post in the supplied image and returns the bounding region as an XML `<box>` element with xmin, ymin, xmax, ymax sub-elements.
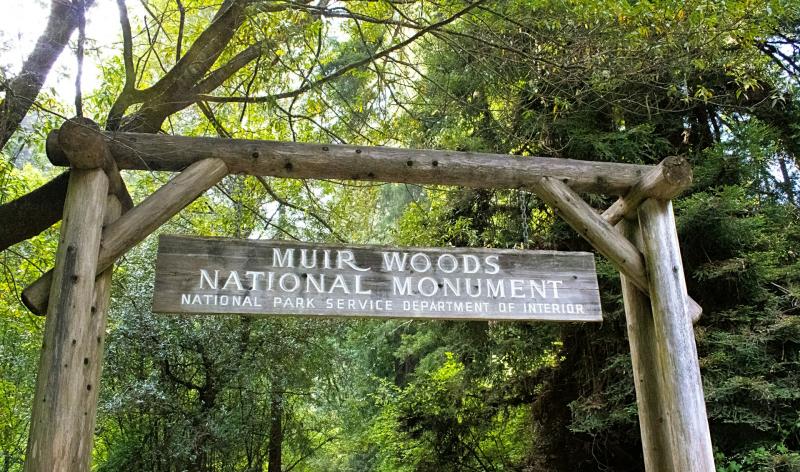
<box><xmin>619</xmin><ymin>219</ymin><xmax>673</xmax><ymax>471</ymax></box>
<box><xmin>638</xmin><ymin>199</ymin><xmax>715</xmax><ymax>471</ymax></box>
<box><xmin>25</xmin><ymin>119</ymin><xmax>111</xmax><ymax>471</ymax></box>
<box><xmin>24</xmin><ymin>169</ymin><xmax>109</xmax><ymax>471</ymax></box>
<box><xmin>75</xmin><ymin>195</ymin><xmax>122</xmax><ymax>464</ymax></box>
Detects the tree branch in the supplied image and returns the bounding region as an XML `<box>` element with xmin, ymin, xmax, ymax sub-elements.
<box><xmin>255</xmin><ymin>176</ymin><xmax>345</xmax><ymax>242</ymax></box>
<box><xmin>107</xmin><ymin>0</ymin><xmax>139</xmax><ymax>130</ymax></box>
<box><xmin>75</xmin><ymin>0</ymin><xmax>87</xmax><ymax>117</ymax></box>
<box><xmin>192</xmin><ymin>40</ymin><xmax>270</xmax><ymax>95</ymax></box>
<box><xmin>176</xmin><ymin>0</ymin><xmax>185</xmax><ymax>61</ymax></box>
<box><xmin>108</xmin><ymin>0</ymin><xmax>249</xmax><ymax>132</ymax></box>
<box><xmin>117</xmin><ymin>0</ymin><xmax>136</xmax><ymax>89</ymax></box>
<box><xmin>0</xmin><ymin>172</ymin><xmax>70</xmax><ymax>252</ymax></box>
<box><xmin>282</xmin><ymin>435</ymin><xmax>339</xmax><ymax>472</ymax></box>
<box><xmin>0</xmin><ymin>0</ymin><xmax>91</xmax><ymax>149</ymax></box>
<box><xmin>198</xmin><ymin>0</ymin><xmax>485</xmax><ymax>104</ymax></box>
<box><xmin>197</xmin><ymin>101</ymin><xmax>232</xmax><ymax>138</ymax></box>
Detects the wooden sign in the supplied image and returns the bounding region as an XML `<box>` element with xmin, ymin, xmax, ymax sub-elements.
<box><xmin>152</xmin><ymin>235</ymin><xmax>602</xmax><ymax>322</ymax></box>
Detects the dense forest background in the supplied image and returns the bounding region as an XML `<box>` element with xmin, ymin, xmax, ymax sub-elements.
<box><xmin>1</xmin><ymin>0</ymin><xmax>800</xmax><ymax>470</ymax></box>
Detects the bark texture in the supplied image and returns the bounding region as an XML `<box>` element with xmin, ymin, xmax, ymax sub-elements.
<box><xmin>0</xmin><ymin>172</ymin><xmax>69</xmax><ymax>252</ymax></box>
<box><xmin>0</xmin><ymin>0</ymin><xmax>91</xmax><ymax>150</ymax></box>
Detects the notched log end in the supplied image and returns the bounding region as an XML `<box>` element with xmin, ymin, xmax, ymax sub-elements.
<box><xmin>661</xmin><ymin>155</ymin><xmax>693</xmax><ymax>193</ymax></box>
<box><xmin>21</xmin><ymin>289</ymin><xmax>47</xmax><ymax>316</ymax></box>
<box><xmin>46</xmin><ymin>130</ymin><xmax>69</xmax><ymax>167</ymax></box>
<box><xmin>689</xmin><ymin>298</ymin><xmax>703</xmax><ymax>324</ymax></box>
<box><xmin>58</xmin><ymin>118</ymin><xmax>106</xmax><ymax>170</ymax></box>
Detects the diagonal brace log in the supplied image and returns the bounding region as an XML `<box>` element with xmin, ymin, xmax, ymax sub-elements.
<box><xmin>602</xmin><ymin>156</ymin><xmax>693</xmax><ymax>226</ymax></box>
<box><xmin>22</xmin><ymin>158</ymin><xmax>229</xmax><ymax>314</ymax></box>
<box><xmin>600</xmin><ymin>156</ymin><xmax>701</xmax><ymax>323</ymax></box>
<box><xmin>533</xmin><ymin>176</ymin><xmax>703</xmax><ymax>321</ymax></box>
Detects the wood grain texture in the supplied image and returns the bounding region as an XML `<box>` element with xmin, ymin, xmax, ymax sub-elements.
<box><xmin>534</xmin><ymin>176</ymin><xmax>650</xmax><ymax>290</ymax></box>
<box><xmin>0</xmin><ymin>171</ymin><xmax>69</xmax><ymax>252</ymax></box>
<box><xmin>533</xmin><ymin>177</ymin><xmax>703</xmax><ymax>321</ymax></box>
<box><xmin>153</xmin><ymin>235</ymin><xmax>602</xmax><ymax>322</ymax></box>
<box><xmin>75</xmin><ymin>195</ymin><xmax>121</xmax><ymax>468</ymax></box>
<box><xmin>602</xmin><ymin>156</ymin><xmax>692</xmax><ymax>225</ymax></box>
<box><xmin>46</xmin><ymin>130</ymin><xmax>657</xmax><ymax>195</ymax></box>
<box><xmin>638</xmin><ymin>199</ymin><xmax>715</xmax><ymax>472</ymax></box>
<box><xmin>48</xmin><ymin>119</ymin><xmax>134</xmax><ymax>211</ymax></box>
<box><xmin>620</xmin><ymin>219</ymin><xmax>674</xmax><ymax>472</ymax></box>
<box><xmin>22</xmin><ymin>158</ymin><xmax>229</xmax><ymax>314</ymax></box>
<box><xmin>612</xmin><ymin>212</ymin><xmax>702</xmax><ymax>324</ymax></box>
<box><xmin>24</xmin><ymin>168</ymin><xmax>108</xmax><ymax>472</ymax></box>
<box><xmin>57</xmin><ymin>118</ymin><xmax>107</xmax><ymax>169</ymax></box>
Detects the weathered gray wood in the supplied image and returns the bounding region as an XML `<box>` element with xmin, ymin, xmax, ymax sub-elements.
<box><xmin>24</xmin><ymin>168</ymin><xmax>108</xmax><ymax>472</ymax></box>
<box><xmin>602</xmin><ymin>156</ymin><xmax>693</xmax><ymax>225</ymax></box>
<box><xmin>101</xmin><ymin>146</ymin><xmax>134</xmax><ymax>212</ymax></box>
<box><xmin>22</xmin><ymin>158</ymin><xmax>229</xmax><ymax>314</ymax></box>
<box><xmin>638</xmin><ymin>199</ymin><xmax>714</xmax><ymax>471</ymax></box>
<box><xmin>533</xmin><ymin>176</ymin><xmax>703</xmax><ymax>320</ymax></box>
<box><xmin>620</xmin><ymin>219</ymin><xmax>673</xmax><ymax>471</ymax></box>
<box><xmin>534</xmin><ymin>176</ymin><xmax>649</xmax><ymax>289</ymax></box>
<box><xmin>75</xmin><ymin>195</ymin><xmax>121</xmax><ymax>467</ymax></box>
<box><xmin>46</xmin><ymin>130</ymin><xmax>657</xmax><ymax>195</ymax></box>
<box><xmin>602</xmin><ymin>156</ymin><xmax>701</xmax><ymax>323</ymax></box>
<box><xmin>58</xmin><ymin>118</ymin><xmax>107</xmax><ymax>169</ymax></box>
<box><xmin>153</xmin><ymin>235</ymin><xmax>603</xmax><ymax>322</ymax></box>
<box><xmin>50</xmin><ymin>119</ymin><xmax>134</xmax><ymax>211</ymax></box>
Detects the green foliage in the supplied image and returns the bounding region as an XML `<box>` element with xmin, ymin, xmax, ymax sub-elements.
<box><xmin>1</xmin><ymin>0</ymin><xmax>800</xmax><ymax>470</ymax></box>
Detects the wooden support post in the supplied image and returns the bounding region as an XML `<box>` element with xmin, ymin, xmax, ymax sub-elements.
<box><xmin>532</xmin><ymin>176</ymin><xmax>702</xmax><ymax>319</ymax></box>
<box><xmin>76</xmin><ymin>195</ymin><xmax>121</xmax><ymax>464</ymax></box>
<box><xmin>602</xmin><ymin>156</ymin><xmax>692</xmax><ymax>226</ymax></box>
<box><xmin>601</xmin><ymin>156</ymin><xmax>701</xmax><ymax>323</ymax></box>
<box><xmin>638</xmin><ymin>199</ymin><xmax>714</xmax><ymax>471</ymax></box>
<box><xmin>620</xmin><ymin>219</ymin><xmax>673</xmax><ymax>471</ymax></box>
<box><xmin>24</xmin><ymin>168</ymin><xmax>108</xmax><ymax>471</ymax></box>
<box><xmin>22</xmin><ymin>158</ymin><xmax>229</xmax><ymax>314</ymax></box>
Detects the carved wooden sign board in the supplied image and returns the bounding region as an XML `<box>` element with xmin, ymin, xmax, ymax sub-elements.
<box><xmin>152</xmin><ymin>235</ymin><xmax>602</xmax><ymax>322</ymax></box>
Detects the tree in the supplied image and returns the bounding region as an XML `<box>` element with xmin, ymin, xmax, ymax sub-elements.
<box><xmin>0</xmin><ymin>0</ymin><xmax>92</xmax><ymax>150</ymax></box>
<box><xmin>0</xmin><ymin>0</ymin><xmax>482</xmax><ymax>250</ymax></box>
<box><xmin>2</xmin><ymin>0</ymin><xmax>800</xmax><ymax>470</ymax></box>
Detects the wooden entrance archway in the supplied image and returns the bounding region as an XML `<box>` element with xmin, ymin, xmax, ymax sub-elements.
<box><xmin>17</xmin><ymin>118</ymin><xmax>713</xmax><ymax>471</ymax></box>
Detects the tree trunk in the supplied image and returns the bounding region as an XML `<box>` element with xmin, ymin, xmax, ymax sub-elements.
<box><xmin>0</xmin><ymin>171</ymin><xmax>69</xmax><ymax>251</ymax></box>
<box><xmin>267</xmin><ymin>390</ymin><xmax>283</xmax><ymax>472</ymax></box>
<box><xmin>0</xmin><ymin>0</ymin><xmax>91</xmax><ymax>150</ymax></box>
<box><xmin>0</xmin><ymin>0</ymin><xmax>245</xmax><ymax>252</ymax></box>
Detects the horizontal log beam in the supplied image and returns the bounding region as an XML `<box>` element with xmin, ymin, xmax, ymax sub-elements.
<box><xmin>22</xmin><ymin>158</ymin><xmax>229</xmax><ymax>314</ymax></box>
<box><xmin>46</xmin><ymin>131</ymin><xmax>657</xmax><ymax>195</ymax></box>
<box><xmin>532</xmin><ymin>177</ymin><xmax>702</xmax><ymax>320</ymax></box>
<box><xmin>602</xmin><ymin>156</ymin><xmax>693</xmax><ymax>225</ymax></box>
